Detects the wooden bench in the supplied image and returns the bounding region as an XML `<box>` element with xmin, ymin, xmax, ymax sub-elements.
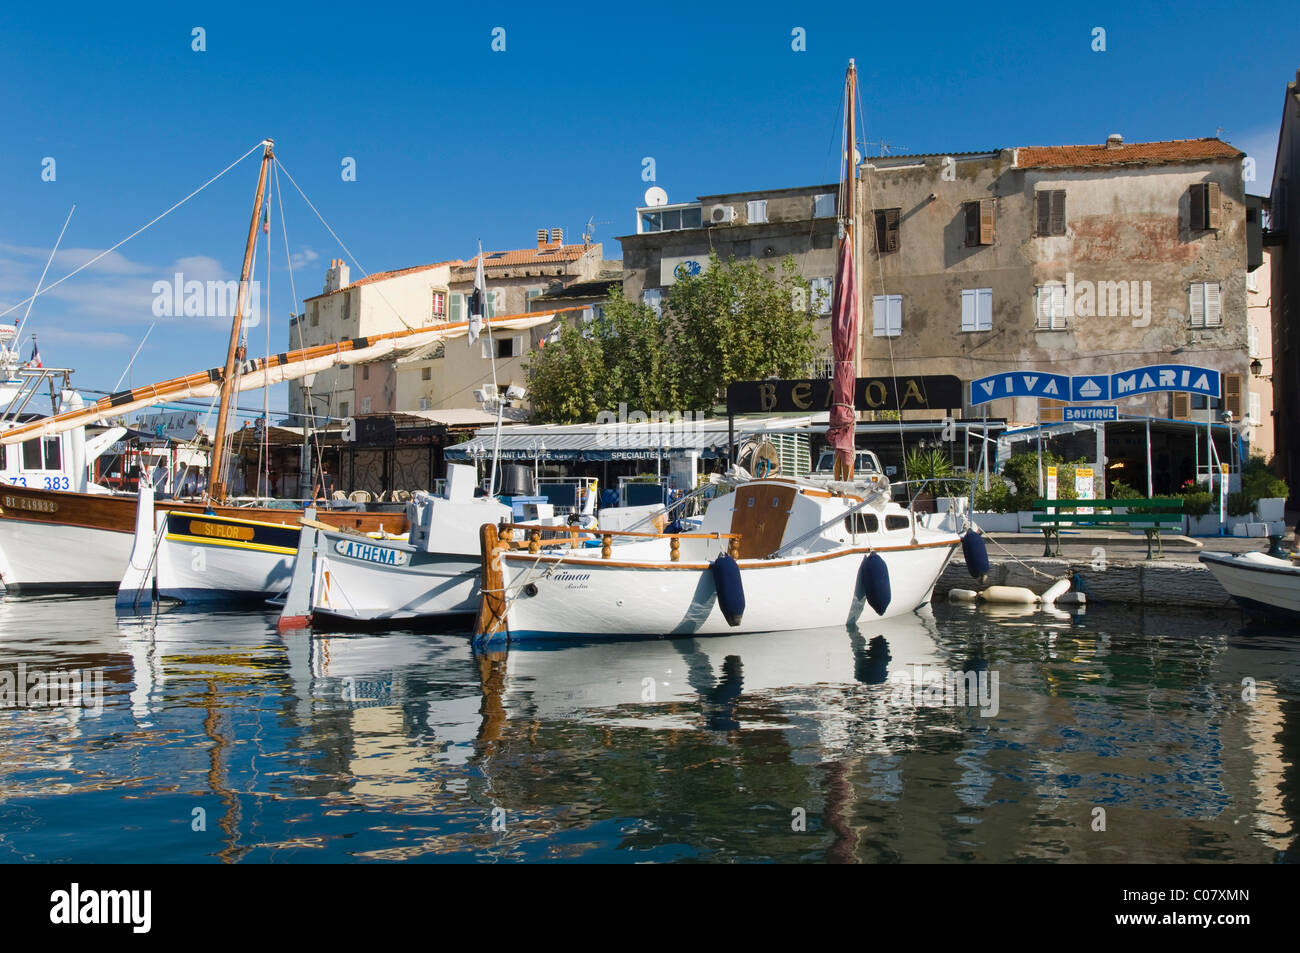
<box><xmin>1031</xmin><ymin>497</ymin><xmax>1185</xmax><ymax>559</ymax></box>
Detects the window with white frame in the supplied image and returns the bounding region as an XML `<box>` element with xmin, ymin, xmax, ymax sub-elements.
<box><xmin>1036</xmin><ymin>284</ymin><xmax>1067</xmax><ymax>330</ymax></box>
<box><xmin>809</xmin><ymin>277</ymin><xmax>833</xmax><ymax>315</ymax></box>
<box><xmin>813</xmin><ymin>193</ymin><xmax>836</xmax><ymax>218</ymax></box>
<box><xmin>360</xmin><ymin>396</ymin><xmax>372</xmax><ymax>414</ymax></box>
<box><xmin>432</xmin><ymin>290</ymin><xmax>447</xmax><ymax>319</ymax></box>
<box><xmin>483</xmin><ymin>334</ymin><xmax>525</xmax><ymax>360</ymax></box>
<box><xmin>872</xmin><ymin>294</ymin><xmax>902</xmax><ymax>337</ymax></box>
<box><xmin>488</xmin><ymin>289</ymin><xmax>504</xmax><ymax>318</ymax></box>
<box><xmin>419</xmin><ymin>397</ymin><xmax>432</xmax><ymax>411</ymax></box>
<box><xmin>961</xmin><ymin>288</ymin><xmax>993</xmax><ymax>332</ymax></box>
<box><xmin>643</xmin><ymin>288</ymin><xmax>663</xmax><ymax>317</ymax></box>
<box><xmin>1189</xmin><ymin>282</ymin><xmax>1222</xmax><ymax>327</ymax></box>
<box><xmin>807</xmin><ymin>357</ymin><xmax>835</xmax><ymax>379</ymax></box>
<box><xmin>747</xmin><ymin>200</ymin><xmax>768</xmax><ymax>224</ymax></box>
<box><xmin>1249</xmin><ymin>391</ymin><xmax>1261</xmax><ymax>425</ymax></box>
<box><xmin>526</xmin><ymin>289</ymin><xmax>541</xmax><ymax>311</ymax></box>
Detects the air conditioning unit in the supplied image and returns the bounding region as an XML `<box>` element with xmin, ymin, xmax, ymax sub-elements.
<box><xmin>707</xmin><ymin>204</ymin><xmax>736</xmax><ymax>225</ymax></box>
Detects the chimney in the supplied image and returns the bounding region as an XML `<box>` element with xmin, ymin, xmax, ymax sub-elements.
<box><xmin>324</xmin><ymin>258</ymin><xmax>350</xmax><ymax>293</ymax></box>
<box><xmin>550</xmin><ymin>227</ymin><xmax>563</xmax><ymax>245</ymax></box>
<box><xmin>1105</xmin><ymin>133</ymin><xmax>1124</xmax><ymax>150</ymax></box>
<box><xmin>537</xmin><ymin>228</ymin><xmax>549</xmax><ymax>248</ymax></box>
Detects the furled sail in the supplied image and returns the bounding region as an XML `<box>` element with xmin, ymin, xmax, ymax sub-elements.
<box><xmin>0</xmin><ymin>309</ymin><xmax>571</xmax><ymax>445</ymax></box>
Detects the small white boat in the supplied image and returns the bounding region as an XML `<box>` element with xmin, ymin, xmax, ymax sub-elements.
<box><xmin>477</xmin><ymin>473</ymin><xmax>972</xmax><ymax>642</ymax></box>
<box><xmin>1199</xmin><ymin>550</ymin><xmax>1300</xmax><ymax>619</ymax></box>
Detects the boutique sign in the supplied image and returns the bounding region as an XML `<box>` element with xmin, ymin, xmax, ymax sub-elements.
<box><xmin>970</xmin><ymin>364</ymin><xmax>1220</xmax><ymax>406</ymax></box>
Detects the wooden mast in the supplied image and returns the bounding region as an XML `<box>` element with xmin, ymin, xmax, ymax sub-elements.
<box><xmin>208</xmin><ymin>139</ymin><xmax>274</xmax><ymax>502</ymax></box>
<box><xmin>836</xmin><ymin>61</ymin><xmax>858</xmax><ymax>482</ymax></box>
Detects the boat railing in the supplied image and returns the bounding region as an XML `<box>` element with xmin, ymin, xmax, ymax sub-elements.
<box><xmin>495</xmin><ymin>521</ymin><xmax>742</xmax><ymax>562</ymax></box>
<box><xmin>889</xmin><ymin>477</ymin><xmax>976</xmax><ymax>515</ymax></box>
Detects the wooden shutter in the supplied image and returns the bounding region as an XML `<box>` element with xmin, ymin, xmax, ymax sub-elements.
<box><xmin>1189</xmin><ymin>284</ymin><xmax>1205</xmax><ymax>327</ymax></box>
<box><xmin>1205</xmin><ymin>283</ymin><xmax>1221</xmax><ymax>325</ymax></box>
<box><xmin>1040</xmin><ymin>399</ymin><xmax>1064</xmax><ymax>423</ymax></box>
<box><xmin>1190</xmin><ymin>184</ymin><xmax>1206</xmax><ymax>229</ymax></box>
<box><xmin>964</xmin><ymin>203</ymin><xmax>979</xmax><ymax>246</ymax></box>
<box><xmin>1207</xmin><ymin>182</ymin><xmax>1222</xmax><ymax>230</ymax></box>
<box><xmin>1224</xmin><ymin>373</ymin><xmax>1242</xmax><ymax>417</ymax></box>
<box><xmin>1173</xmin><ymin>392</ymin><xmax>1191</xmax><ymax>419</ymax></box>
<box><xmin>875</xmin><ymin>209</ymin><xmax>900</xmax><ymax>252</ymax></box>
<box><xmin>1036</xmin><ymin>192</ymin><xmax>1051</xmax><ymax>236</ymax></box>
<box><xmin>1049</xmin><ymin>190</ymin><xmax>1065</xmax><ymax>235</ymax></box>
<box><xmin>979</xmin><ymin>198</ymin><xmax>995</xmax><ymax>244</ymax></box>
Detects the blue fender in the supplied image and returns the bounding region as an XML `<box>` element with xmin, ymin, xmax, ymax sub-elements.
<box><xmin>856</xmin><ymin>551</ymin><xmax>891</xmax><ymax>616</ymax></box>
<box><xmin>962</xmin><ymin>530</ymin><xmax>990</xmax><ymax>578</ymax></box>
<box><xmin>712</xmin><ymin>553</ymin><xmax>745</xmax><ymax>627</ymax></box>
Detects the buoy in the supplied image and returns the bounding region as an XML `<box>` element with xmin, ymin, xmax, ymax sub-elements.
<box><xmin>979</xmin><ymin>585</ymin><xmax>1037</xmax><ymax>605</ymax></box>
<box><xmin>962</xmin><ymin>530</ymin><xmax>990</xmax><ymax>578</ymax></box>
<box><xmin>948</xmin><ymin>588</ymin><xmax>979</xmax><ymax>602</ymax></box>
<box><xmin>857</xmin><ymin>551</ymin><xmax>892</xmax><ymax>616</ymax></box>
<box><xmin>712</xmin><ymin>553</ymin><xmax>745</xmax><ymax>627</ymax></box>
<box><xmin>1041</xmin><ymin>578</ymin><xmax>1071</xmax><ymax>604</ymax></box>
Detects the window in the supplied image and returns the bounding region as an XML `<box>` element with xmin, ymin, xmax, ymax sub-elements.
<box><xmin>431</xmin><ymin>290</ymin><xmax>447</xmax><ymax>319</ymax></box>
<box><xmin>1173</xmin><ymin>392</ymin><xmax>1191</xmax><ymax>419</ymax></box>
<box><xmin>1249</xmin><ymin>391</ymin><xmax>1262</xmax><ymax>425</ymax></box>
<box><xmin>873</xmin><ymin>208</ymin><xmax>900</xmax><ymax>253</ymax></box>
<box><xmin>487</xmin><ymin>289</ymin><xmax>503</xmax><ymax>318</ymax></box>
<box><xmin>808</xmin><ymin>357</ymin><xmax>835</xmax><ymax>379</ymax></box>
<box><xmin>643</xmin><ymin>288</ymin><xmax>663</xmax><ymax>317</ymax></box>
<box><xmin>813</xmin><ymin>193</ymin><xmax>836</xmax><ymax>218</ymax></box>
<box><xmin>338</xmin><ymin>401</ymin><xmax>349</xmax><ymax>418</ymax></box>
<box><xmin>1223</xmin><ymin>372</ymin><xmax>1243</xmax><ymax>418</ymax></box>
<box><xmin>1036</xmin><ymin>284</ymin><xmax>1067</xmax><ymax>329</ymax></box>
<box><xmin>809</xmin><ymin>277</ymin><xmax>833</xmax><ymax>315</ymax></box>
<box><xmin>1039</xmin><ymin>399</ymin><xmax>1066</xmax><ymax>423</ymax></box>
<box><xmin>1247</xmin><ymin>271</ymin><xmax>1258</xmax><ymax>293</ymax></box>
<box><xmin>1189</xmin><ymin>282</ymin><xmax>1222</xmax><ymax>327</ymax></box>
<box><xmin>311</xmin><ymin>303</ymin><xmax>320</xmax><ymax>327</ymax></box>
<box><xmin>421</xmin><ymin>366</ymin><xmax>432</xmax><ymax>381</ymax></box>
<box><xmin>484</xmin><ymin>335</ymin><xmax>524</xmax><ymax>359</ymax></box>
<box><xmin>1249</xmin><ymin>323</ymin><xmax>1259</xmax><ymax>356</ymax></box>
<box><xmin>449</xmin><ymin>293</ymin><xmax>465</xmax><ymax>323</ymax></box>
<box><xmin>1189</xmin><ymin>182</ymin><xmax>1222</xmax><ymax>230</ymax></box>
<box><xmin>1035</xmin><ymin>190</ymin><xmax>1066</xmax><ymax>236</ymax></box>
<box><xmin>639</xmin><ymin>205</ymin><xmax>703</xmax><ymax>233</ymax></box>
<box><xmin>872</xmin><ymin>294</ymin><xmax>902</xmax><ymax>337</ymax></box>
<box><xmin>961</xmin><ymin>288</ymin><xmax>993</xmax><ymax>332</ymax></box>
<box><xmin>419</xmin><ymin>397</ymin><xmax>432</xmax><ymax>411</ymax></box>
<box><xmin>964</xmin><ymin>199</ymin><xmax>995</xmax><ymax>246</ymax></box>
<box><xmin>21</xmin><ymin>439</ymin><xmax>41</xmax><ymax>470</ymax></box>
<box><xmin>360</xmin><ymin>396</ymin><xmax>372</xmax><ymax>414</ymax></box>
<box><xmin>747</xmin><ymin>200</ymin><xmax>768</xmax><ymax>224</ymax></box>
<box><xmin>526</xmin><ymin>289</ymin><xmax>541</xmax><ymax>311</ymax></box>
<box><xmin>361</xmin><ymin>364</ymin><xmax>370</xmax><ymax>381</ymax></box>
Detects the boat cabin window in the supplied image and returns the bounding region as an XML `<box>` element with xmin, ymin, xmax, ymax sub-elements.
<box><xmin>885</xmin><ymin>514</ymin><xmax>910</xmax><ymax>531</ymax></box>
<box><xmin>19</xmin><ymin>437</ymin><xmax>60</xmax><ymax>471</ymax></box>
<box><xmin>844</xmin><ymin>513</ymin><xmax>879</xmax><ymax>534</ymax></box>
<box><xmin>22</xmin><ymin>439</ymin><xmax>41</xmax><ymax>470</ymax></box>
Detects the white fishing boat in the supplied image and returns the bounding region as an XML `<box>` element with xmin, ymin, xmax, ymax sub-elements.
<box><xmin>1199</xmin><ymin>550</ymin><xmax>1300</xmax><ymax>620</ymax></box>
<box><xmin>477</xmin><ymin>472</ymin><xmax>977</xmax><ymax>641</ymax></box>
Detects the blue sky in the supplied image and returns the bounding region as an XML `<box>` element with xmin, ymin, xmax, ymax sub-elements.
<box><xmin>0</xmin><ymin>1</ymin><xmax>1295</xmax><ymax>417</ymax></box>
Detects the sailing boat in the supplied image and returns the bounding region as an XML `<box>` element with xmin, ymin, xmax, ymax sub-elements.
<box><xmin>0</xmin><ymin>140</ymin><xmax>568</xmax><ymax>593</ymax></box>
<box><xmin>473</xmin><ymin>62</ymin><xmax>980</xmax><ymax>642</ymax></box>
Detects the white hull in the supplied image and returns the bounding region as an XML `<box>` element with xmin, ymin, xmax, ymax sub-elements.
<box><xmin>497</xmin><ymin>539</ymin><xmax>957</xmax><ymax>639</ymax></box>
<box><xmin>145</xmin><ymin>511</ymin><xmax>299</xmax><ymax>605</ymax></box>
<box><xmin>313</xmin><ymin>531</ymin><xmax>481</xmax><ymax>622</ymax></box>
<box><xmin>1200</xmin><ymin>551</ymin><xmax>1300</xmax><ymax>618</ymax></box>
<box><xmin>0</xmin><ymin>519</ymin><xmax>131</xmax><ymax>591</ymax></box>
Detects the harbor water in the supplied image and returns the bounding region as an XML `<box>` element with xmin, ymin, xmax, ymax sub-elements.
<box><xmin>0</xmin><ymin>594</ymin><xmax>1295</xmax><ymax>863</ymax></box>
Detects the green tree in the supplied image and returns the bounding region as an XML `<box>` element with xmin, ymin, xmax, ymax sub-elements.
<box><xmin>666</xmin><ymin>254</ymin><xmax>818</xmax><ymax>411</ymax></box>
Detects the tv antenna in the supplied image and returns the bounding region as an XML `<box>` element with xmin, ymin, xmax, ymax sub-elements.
<box><xmin>582</xmin><ymin>216</ymin><xmax>612</xmax><ymax>245</ymax></box>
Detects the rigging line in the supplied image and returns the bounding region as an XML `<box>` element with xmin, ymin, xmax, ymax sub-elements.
<box><xmin>0</xmin><ymin>140</ymin><xmax>267</xmax><ymax>321</ymax></box>
<box><xmin>856</xmin><ymin>80</ymin><xmax>908</xmax><ymax>475</ymax></box>
<box><xmin>15</xmin><ymin>205</ymin><xmax>76</xmax><ymax>342</ymax></box>
<box><xmin>112</xmin><ymin>322</ymin><xmax>156</xmax><ymax>393</ymax></box>
<box><xmin>272</xmin><ymin>157</ymin><xmax>416</xmax><ymax>332</ymax></box>
<box><xmin>261</xmin><ymin>179</ymin><xmax>273</xmax><ymax>498</ymax></box>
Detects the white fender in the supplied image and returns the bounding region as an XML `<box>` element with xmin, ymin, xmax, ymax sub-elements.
<box><xmin>947</xmin><ymin>588</ymin><xmax>979</xmax><ymax>602</ymax></box>
<box><xmin>979</xmin><ymin>585</ymin><xmax>1038</xmax><ymax>605</ymax></box>
<box><xmin>1041</xmin><ymin>578</ymin><xmax>1071</xmax><ymax>605</ymax></box>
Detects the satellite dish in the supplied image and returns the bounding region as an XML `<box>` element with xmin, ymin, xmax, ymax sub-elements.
<box><xmin>644</xmin><ymin>186</ymin><xmax>668</xmax><ymax>207</ymax></box>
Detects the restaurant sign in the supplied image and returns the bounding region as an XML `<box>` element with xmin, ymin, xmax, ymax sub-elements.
<box><xmin>727</xmin><ymin>376</ymin><xmax>963</xmax><ymax>415</ymax></box>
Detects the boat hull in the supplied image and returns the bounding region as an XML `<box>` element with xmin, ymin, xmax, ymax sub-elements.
<box><xmin>151</xmin><ymin>512</ymin><xmax>301</xmax><ymax>605</ymax></box>
<box><xmin>0</xmin><ymin>484</ymin><xmax>405</xmax><ymax>592</ymax></box>
<box><xmin>312</xmin><ymin>531</ymin><xmax>482</xmax><ymax>624</ymax></box>
<box><xmin>1199</xmin><ymin>551</ymin><xmax>1300</xmax><ymax>619</ymax></box>
<box><xmin>495</xmin><ymin>540</ymin><xmax>958</xmax><ymax>640</ymax></box>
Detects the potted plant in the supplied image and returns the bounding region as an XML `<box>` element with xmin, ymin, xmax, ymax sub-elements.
<box><xmin>904</xmin><ymin>447</ymin><xmax>955</xmax><ymax>514</ymax></box>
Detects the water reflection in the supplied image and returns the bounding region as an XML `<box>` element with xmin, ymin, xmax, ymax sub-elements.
<box><xmin>0</xmin><ymin>593</ymin><xmax>1294</xmax><ymax>862</ymax></box>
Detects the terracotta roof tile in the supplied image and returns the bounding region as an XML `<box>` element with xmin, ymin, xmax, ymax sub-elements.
<box><xmin>464</xmin><ymin>244</ymin><xmax>593</xmax><ymax>269</ymax></box>
<box><xmin>1016</xmin><ymin>138</ymin><xmax>1242</xmax><ymax>169</ymax></box>
<box><xmin>347</xmin><ymin>259</ymin><xmax>461</xmax><ymax>287</ymax></box>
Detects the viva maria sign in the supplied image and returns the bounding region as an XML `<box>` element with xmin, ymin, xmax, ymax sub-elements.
<box><xmin>969</xmin><ymin>364</ymin><xmax>1220</xmax><ymax>406</ymax></box>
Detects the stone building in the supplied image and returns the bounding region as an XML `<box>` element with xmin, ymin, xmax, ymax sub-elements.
<box><xmin>1268</xmin><ymin>69</ymin><xmax>1300</xmax><ymax>494</ymax></box>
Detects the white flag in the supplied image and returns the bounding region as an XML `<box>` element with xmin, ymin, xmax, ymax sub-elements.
<box><xmin>468</xmin><ymin>245</ymin><xmax>486</xmax><ymax>347</ymax></box>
